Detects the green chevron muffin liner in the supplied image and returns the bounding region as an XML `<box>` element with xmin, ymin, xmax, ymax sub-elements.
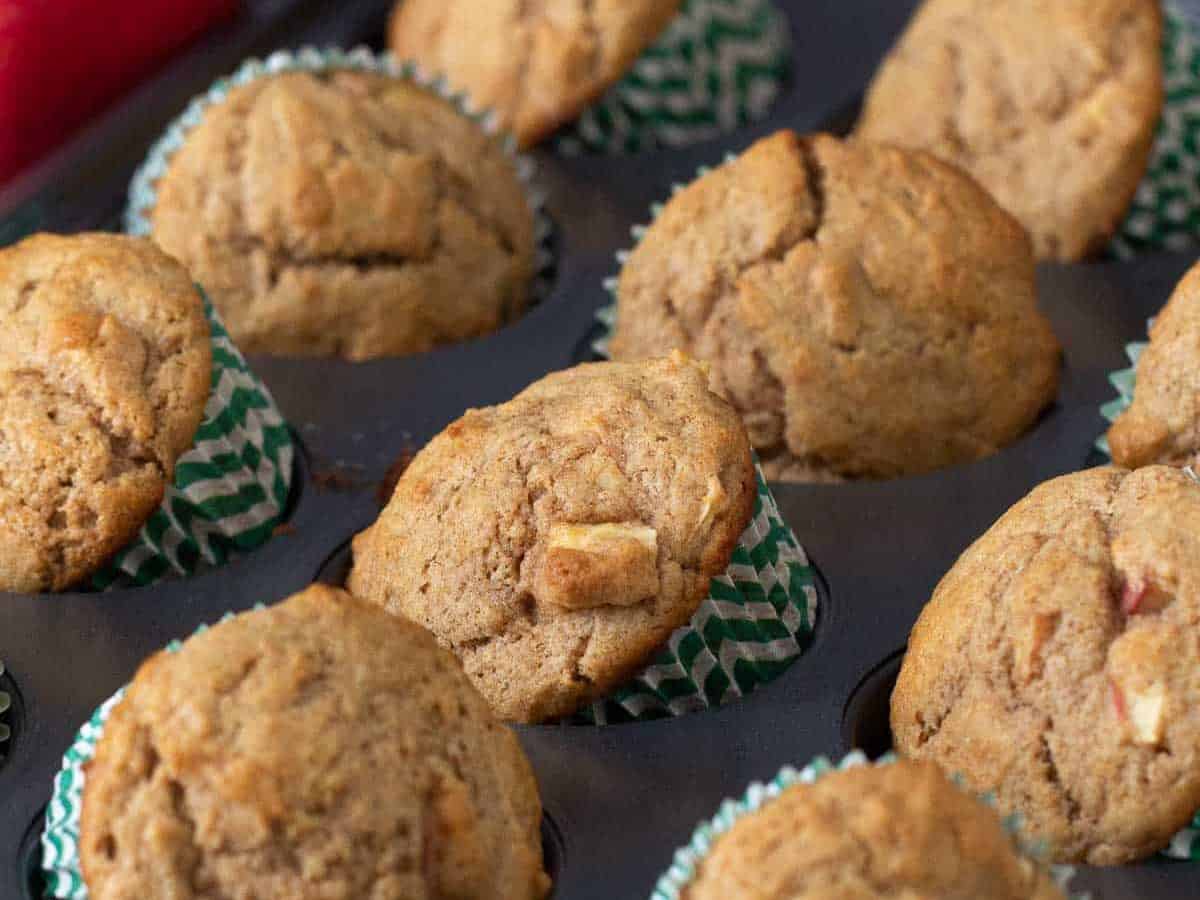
<box><xmin>125</xmin><ymin>47</ymin><xmax>555</xmax><ymax>307</ymax></box>
<box><xmin>1111</xmin><ymin>3</ymin><xmax>1200</xmax><ymax>258</ymax></box>
<box><xmin>40</xmin><ymin>615</ymin><xmax>243</xmax><ymax>899</ymax></box>
<box><xmin>87</xmin><ymin>295</ymin><xmax>293</xmax><ymax>589</ymax></box>
<box><xmin>1094</xmin><ymin>337</ymin><xmax>1145</xmax><ymax>460</ymax></box>
<box><xmin>650</xmin><ymin>751</ymin><xmax>1083</xmax><ymax>900</ymax></box>
<box><xmin>575</xmin><ymin>461</ymin><xmax>817</xmax><ymax>724</ymax></box>
<box><xmin>1095</xmin><ymin>328</ymin><xmax>1200</xmax><ymax>860</ymax></box>
<box><xmin>554</xmin><ymin>0</ymin><xmax>791</xmax><ymax>156</ymax></box>
<box><xmin>42</xmin><ymin>691</ymin><xmax>123</xmax><ymax>899</ymax></box>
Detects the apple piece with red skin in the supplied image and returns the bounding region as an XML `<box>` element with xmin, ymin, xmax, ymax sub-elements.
<box><xmin>1120</xmin><ymin>577</ymin><xmax>1173</xmax><ymax>615</ymax></box>
<box><xmin>1110</xmin><ymin>677</ymin><xmax>1167</xmax><ymax>747</ymax></box>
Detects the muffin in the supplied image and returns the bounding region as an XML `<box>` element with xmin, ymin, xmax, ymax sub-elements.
<box><xmin>145</xmin><ymin>66</ymin><xmax>535</xmax><ymax>359</ymax></box>
<box><xmin>856</xmin><ymin>0</ymin><xmax>1163</xmax><ymax>261</ymax></box>
<box><xmin>0</xmin><ymin>233</ymin><xmax>210</xmax><ymax>592</ymax></box>
<box><xmin>389</xmin><ymin>0</ymin><xmax>682</xmax><ymax>148</ymax></box>
<box><xmin>349</xmin><ymin>353</ymin><xmax>757</xmax><ymax>723</ymax></box>
<box><xmin>1108</xmin><ymin>260</ymin><xmax>1200</xmax><ymax>468</ymax></box>
<box><xmin>893</xmin><ymin>465</ymin><xmax>1200</xmax><ymax>864</ymax></box>
<box><xmin>676</xmin><ymin>759</ymin><xmax>1064</xmax><ymax>899</ymax></box>
<box><xmin>608</xmin><ymin>130</ymin><xmax>1061</xmax><ymax>482</ymax></box>
<box><xmin>78</xmin><ymin>585</ymin><xmax>550</xmax><ymax>899</ymax></box>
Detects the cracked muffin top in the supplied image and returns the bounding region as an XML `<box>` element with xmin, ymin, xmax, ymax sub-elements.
<box><xmin>856</xmin><ymin>0</ymin><xmax>1163</xmax><ymax>261</ymax></box>
<box><xmin>0</xmin><ymin>233</ymin><xmax>210</xmax><ymax>593</ymax></box>
<box><xmin>149</xmin><ymin>69</ymin><xmax>535</xmax><ymax>360</ymax></box>
<box><xmin>1109</xmin><ymin>260</ymin><xmax>1200</xmax><ymax>469</ymax></box>
<box><xmin>388</xmin><ymin>0</ymin><xmax>682</xmax><ymax>148</ymax></box>
<box><xmin>608</xmin><ymin>131</ymin><xmax>1061</xmax><ymax>482</ymax></box>
<box><xmin>683</xmin><ymin>760</ymin><xmax>1065</xmax><ymax>900</ymax></box>
<box><xmin>80</xmin><ymin>585</ymin><xmax>551</xmax><ymax>900</ymax></box>
<box><xmin>893</xmin><ymin>465</ymin><xmax>1200</xmax><ymax>864</ymax></box>
<box><xmin>348</xmin><ymin>353</ymin><xmax>755</xmax><ymax>723</ymax></box>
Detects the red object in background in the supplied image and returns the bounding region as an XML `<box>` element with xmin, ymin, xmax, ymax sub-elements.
<box><xmin>0</xmin><ymin>0</ymin><xmax>239</xmax><ymax>185</ymax></box>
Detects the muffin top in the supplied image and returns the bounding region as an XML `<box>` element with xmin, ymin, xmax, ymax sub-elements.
<box><xmin>1109</xmin><ymin>260</ymin><xmax>1200</xmax><ymax>468</ymax></box>
<box><xmin>893</xmin><ymin>465</ymin><xmax>1200</xmax><ymax>864</ymax></box>
<box><xmin>683</xmin><ymin>760</ymin><xmax>1064</xmax><ymax>900</ymax></box>
<box><xmin>80</xmin><ymin>585</ymin><xmax>550</xmax><ymax>900</ymax></box>
<box><xmin>0</xmin><ymin>233</ymin><xmax>210</xmax><ymax>593</ymax></box>
<box><xmin>149</xmin><ymin>69</ymin><xmax>535</xmax><ymax>359</ymax></box>
<box><xmin>608</xmin><ymin>130</ymin><xmax>1060</xmax><ymax>482</ymax></box>
<box><xmin>856</xmin><ymin>0</ymin><xmax>1163</xmax><ymax>261</ymax></box>
<box><xmin>348</xmin><ymin>353</ymin><xmax>755</xmax><ymax>722</ymax></box>
<box><xmin>389</xmin><ymin>0</ymin><xmax>682</xmax><ymax>147</ymax></box>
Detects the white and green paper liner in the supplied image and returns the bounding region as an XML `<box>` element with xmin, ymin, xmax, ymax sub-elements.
<box><xmin>650</xmin><ymin>751</ymin><xmax>1083</xmax><ymax>900</ymax></box>
<box><xmin>125</xmin><ymin>47</ymin><xmax>554</xmax><ymax>305</ymax></box>
<box><xmin>89</xmin><ymin>295</ymin><xmax>293</xmax><ymax>589</ymax></box>
<box><xmin>40</xmin><ymin>614</ymin><xmax>244</xmax><ymax>899</ymax></box>
<box><xmin>554</xmin><ymin>0</ymin><xmax>791</xmax><ymax>156</ymax></box>
<box><xmin>577</xmin><ymin>461</ymin><xmax>817</xmax><ymax>724</ymax></box>
<box><xmin>1094</xmin><ymin>337</ymin><xmax>1145</xmax><ymax>460</ymax></box>
<box><xmin>1112</xmin><ymin>3</ymin><xmax>1200</xmax><ymax>258</ymax></box>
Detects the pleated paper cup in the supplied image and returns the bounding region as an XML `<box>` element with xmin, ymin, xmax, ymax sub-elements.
<box><xmin>556</xmin><ymin>0</ymin><xmax>791</xmax><ymax>155</ymax></box>
<box><xmin>1112</xmin><ymin>2</ymin><xmax>1200</xmax><ymax>257</ymax></box>
<box><xmin>91</xmin><ymin>293</ymin><xmax>293</xmax><ymax>589</ymax></box>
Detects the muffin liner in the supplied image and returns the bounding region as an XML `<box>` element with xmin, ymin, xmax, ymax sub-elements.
<box><xmin>1094</xmin><ymin>336</ymin><xmax>1145</xmax><ymax>460</ymax></box>
<box><xmin>125</xmin><ymin>47</ymin><xmax>554</xmax><ymax>315</ymax></box>
<box><xmin>1095</xmin><ymin>327</ymin><xmax>1200</xmax><ymax>860</ymax></box>
<box><xmin>554</xmin><ymin>0</ymin><xmax>791</xmax><ymax>156</ymax></box>
<box><xmin>1111</xmin><ymin>2</ymin><xmax>1200</xmax><ymax>258</ymax></box>
<box><xmin>87</xmin><ymin>295</ymin><xmax>293</xmax><ymax>589</ymax></box>
<box><xmin>576</xmin><ymin>461</ymin><xmax>817</xmax><ymax>724</ymax></box>
<box><xmin>40</xmin><ymin>614</ymin><xmax>240</xmax><ymax>899</ymax></box>
<box><xmin>650</xmin><ymin>751</ymin><xmax>1083</xmax><ymax>900</ymax></box>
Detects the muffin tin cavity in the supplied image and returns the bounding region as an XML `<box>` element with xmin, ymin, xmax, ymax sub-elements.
<box><xmin>0</xmin><ymin>662</ymin><xmax>16</xmax><ymax>768</ymax></box>
<box><xmin>541</xmin><ymin>813</ymin><xmax>566</xmax><ymax>899</ymax></box>
<box><xmin>839</xmin><ymin>649</ymin><xmax>902</xmax><ymax>761</ymax></box>
<box><xmin>315</xmin><ymin>539</ymin><xmax>353</xmax><ymax>587</ymax></box>
<box><xmin>19</xmin><ymin>809</ymin><xmax>44</xmax><ymax>900</ymax></box>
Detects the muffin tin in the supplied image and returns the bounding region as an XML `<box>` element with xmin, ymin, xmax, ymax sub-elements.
<box><xmin>1</xmin><ymin>0</ymin><xmax>1198</xmax><ymax>896</ymax></box>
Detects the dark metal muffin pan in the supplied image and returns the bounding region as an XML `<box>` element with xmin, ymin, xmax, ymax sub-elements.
<box><xmin>1</xmin><ymin>0</ymin><xmax>1199</xmax><ymax>896</ymax></box>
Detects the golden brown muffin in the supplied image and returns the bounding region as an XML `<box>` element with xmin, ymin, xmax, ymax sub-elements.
<box><xmin>608</xmin><ymin>130</ymin><xmax>1060</xmax><ymax>482</ymax></box>
<box><xmin>684</xmin><ymin>760</ymin><xmax>1064</xmax><ymax>900</ymax></box>
<box><xmin>1109</xmin><ymin>260</ymin><xmax>1200</xmax><ymax>468</ymax></box>
<box><xmin>349</xmin><ymin>353</ymin><xmax>755</xmax><ymax>722</ymax></box>
<box><xmin>0</xmin><ymin>233</ymin><xmax>210</xmax><ymax>592</ymax></box>
<box><xmin>149</xmin><ymin>69</ymin><xmax>535</xmax><ymax>359</ymax></box>
<box><xmin>893</xmin><ymin>466</ymin><xmax>1200</xmax><ymax>864</ymax></box>
<box><xmin>389</xmin><ymin>0</ymin><xmax>682</xmax><ymax>148</ymax></box>
<box><xmin>857</xmin><ymin>0</ymin><xmax>1163</xmax><ymax>261</ymax></box>
<box><xmin>80</xmin><ymin>585</ymin><xmax>551</xmax><ymax>900</ymax></box>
